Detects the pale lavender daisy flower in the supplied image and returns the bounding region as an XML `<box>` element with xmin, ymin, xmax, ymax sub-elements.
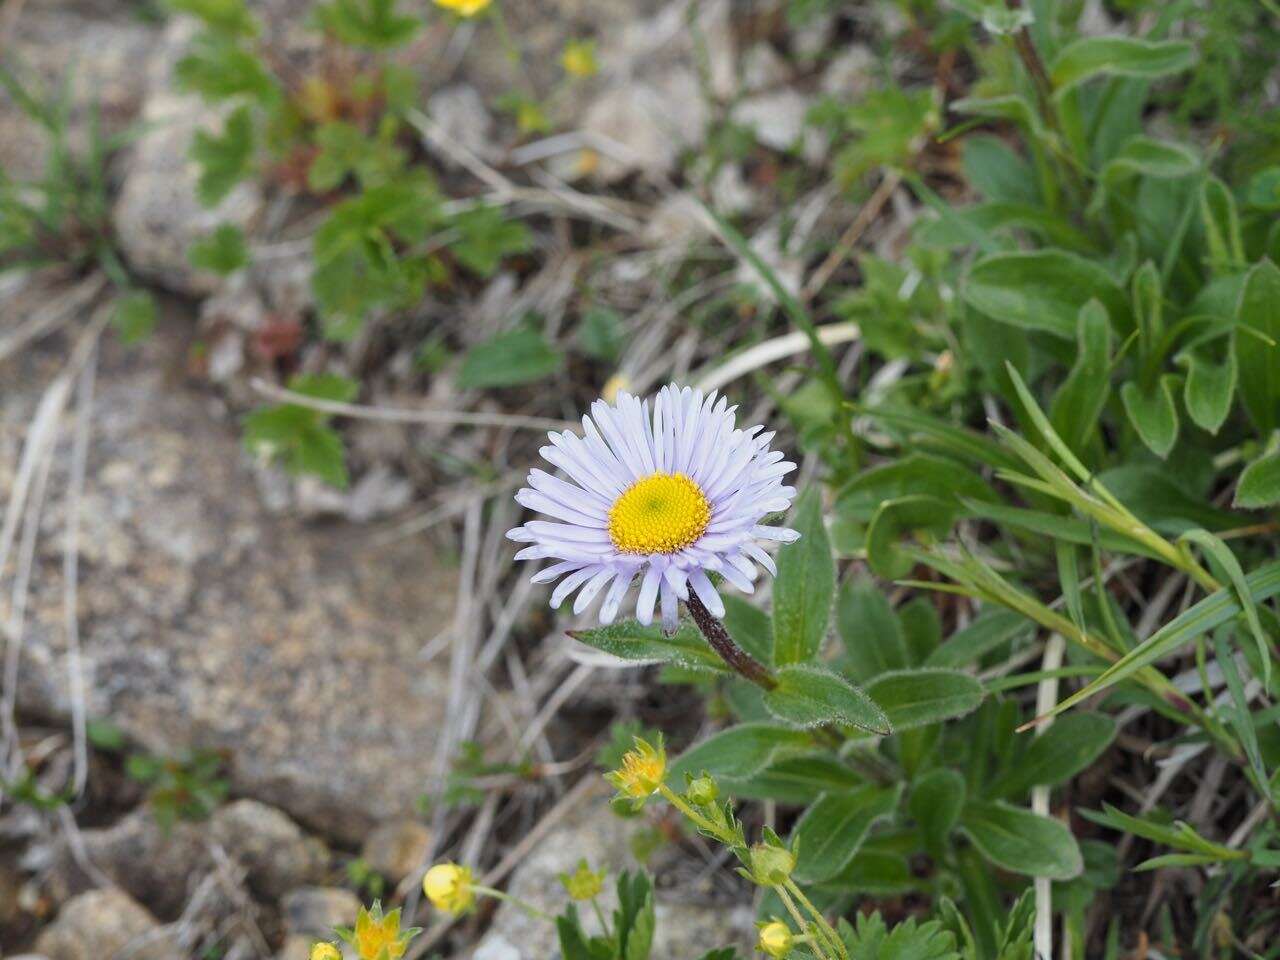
<box><xmin>507</xmin><ymin>384</ymin><xmax>799</xmax><ymax>629</ymax></box>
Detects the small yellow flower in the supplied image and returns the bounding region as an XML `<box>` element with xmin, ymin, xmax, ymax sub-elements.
<box><xmin>561</xmin><ymin>39</ymin><xmax>598</xmax><ymax>78</ymax></box>
<box><xmin>423</xmin><ymin>862</ymin><xmax>475</xmax><ymax>914</ymax></box>
<box><xmin>515</xmin><ymin>100</ymin><xmax>550</xmax><ymax>135</ymax></box>
<box><xmin>757</xmin><ymin>920</ymin><xmax>794</xmax><ymax>958</ymax></box>
<box><xmin>434</xmin><ymin>0</ymin><xmax>492</xmax><ymax>16</ymax></box>
<box><xmin>349</xmin><ymin>902</ymin><xmax>416</xmax><ymax>960</ymax></box>
<box><xmin>601</xmin><ymin>373</ymin><xmax>630</xmax><ymax>403</ymax></box>
<box><xmin>605</xmin><ymin>736</ymin><xmax>666</xmax><ymax>803</ymax></box>
<box><xmin>559</xmin><ymin>859</ymin><xmax>605</xmax><ymax>901</ymax></box>
<box><xmin>310</xmin><ymin>944</ymin><xmax>342</xmax><ymax>960</ymax></box>
<box><xmin>575</xmin><ymin>148</ymin><xmax>600</xmax><ymax>179</ymax></box>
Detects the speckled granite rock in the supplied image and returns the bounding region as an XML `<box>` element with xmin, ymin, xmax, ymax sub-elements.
<box><xmin>2</xmin><ymin>321</ymin><xmax>458</xmax><ymax>844</ymax></box>
<box><xmin>468</xmin><ymin>805</ymin><xmax>754</xmax><ymax>959</ymax></box>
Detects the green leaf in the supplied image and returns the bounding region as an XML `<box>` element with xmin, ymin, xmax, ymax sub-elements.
<box><xmin>175</xmin><ymin>35</ymin><xmax>274</xmax><ymax>103</ymax></box>
<box><xmin>1179</xmin><ymin>529</ymin><xmax>1272</xmax><ymax>690</ymax></box>
<box><xmin>1201</xmin><ymin>178</ymin><xmax>1245</xmax><ymax>274</ymax></box>
<box><xmin>765</xmin><ymin>664</ymin><xmax>890</xmax><ymax>735</ymax></box>
<box><xmin>1120</xmin><ymin>375</ymin><xmax>1180</xmax><ymax>458</ymax></box>
<box><xmin>1099</xmin><ymin>137</ymin><xmax>1200</xmax><ymax>186</ymax></box>
<box><xmin>1179</xmin><ymin>348</ymin><xmax>1236</xmax><ymax>435</ymax></box>
<box><xmin>289</xmin><ymin>373</ymin><xmax>360</xmax><ymax>403</ymax></box>
<box><xmin>1234</xmin><ymin>259</ymin><xmax>1280</xmax><ymax>436</ymax></box>
<box><xmin>1049</xmin><ymin>300</ymin><xmax>1112</xmax><ymax>456</ymax></box>
<box><xmin>1038</xmin><ymin>562</ymin><xmax>1280</xmax><ymax>721</ymax></box>
<box><xmin>188</xmin><ymin>223</ymin><xmax>249</xmax><ymax>275</ymax></box>
<box><xmin>165</xmin><ymin>0</ymin><xmax>258</xmax><ymax>36</ymax></box>
<box><xmin>987</xmin><ymin>713</ymin><xmax>1116</xmax><ymax>800</ymax></box>
<box><xmin>724</xmin><ymin>754</ymin><xmax>864</xmax><ymax>804</ymax></box>
<box><xmin>668</xmin><ymin>724</ymin><xmax>816</xmax><ymax>783</ymax></box>
<box><xmin>864</xmin><ymin>668</ymin><xmax>984</xmax><ymax>731</ymax></box>
<box><xmin>312</xmin><ymin>0</ymin><xmax>421</xmax><ymax>48</ymax></box>
<box><xmin>1236</xmin><ymin>452</ymin><xmax>1280</xmax><ymax>509</ymax></box>
<box><xmin>838</xmin><ymin>911</ymin><xmax>961</xmax><ymax>960</ymax></box>
<box><xmin>772</xmin><ymin>489</ymin><xmax>834</xmax><ymax>666</ymax></box>
<box><xmin>910</xmin><ymin>768</ymin><xmax>965</xmax><ymax>855</ymax></box>
<box><xmin>451</xmin><ymin>205</ymin><xmax>533</xmax><ymax>277</ymax></box>
<box><xmin>926</xmin><ymin>608</ymin><xmax>1030</xmax><ymax>669</ymax></box>
<box><xmin>837</xmin><ymin>577</ymin><xmax>909</xmax><ymax>682</ymax></box>
<box><xmin>866</xmin><ymin>496</ymin><xmax>958</xmax><ymax>580</ymax></box>
<box><xmin>791</xmin><ymin>784</ymin><xmax>902</xmax><ymax>883</ymax></box>
<box><xmin>960</xmin><ymin>801</ymin><xmax>1083</xmax><ymax>880</ymax></box>
<box><xmin>576</xmin><ymin>307</ymin><xmax>626</xmax><ymax>362</ymax></box>
<box><xmin>1048</xmin><ymin>37</ymin><xmax>1195</xmax><ymax>94</ymax></box>
<box><xmin>964</xmin><ymin>251</ymin><xmax>1128</xmax><ymax>340</ymax></box>
<box><xmin>242</xmin><ymin>373</ymin><xmax>356</xmax><ymax>488</ymax></box>
<box><xmin>190</xmin><ymin>105</ymin><xmax>255</xmax><ymax>207</ymax></box>
<box><xmin>457</xmin><ymin>327</ymin><xmax>564</xmax><ymax>390</ymax></box>
<box><xmin>567</xmin><ymin>620</ymin><xmax>725</xmax><ymax>674</ymax></box>
<box><xmin>112</xmin><ymin>291</ymin><xmax>157</xmax><ymax>345</ymax></box>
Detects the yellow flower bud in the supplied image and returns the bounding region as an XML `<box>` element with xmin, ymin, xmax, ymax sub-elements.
<box><xmin>757</xmin><ymin>920</ymin><xmax>794</xmax><ymax>958</ymax></box>
<box><xmin>559</xmin><ymin>859</ymin><xmax>605</xmax><ymax>901</ymax></box>
<box><xmin>351</xmin><ymin>902</ymin><xmax>415</xmax><ymax>960</ymax></box>
<box><xmin>605</xmin><ymin>736</ymin><xmax>667</xmax><ymax>803</ymax></box>
<box><xmin>423</xmin><ymin>862</ymin><xmax>475</xmax><ymax>914</ymax></box>
<box><xmin>561</xmin><ymin>40</ymin><xmax>599</xmax><ymax>78</ymax></box>
<box><xmin>310</xmin><ymin>944</ymin><xmax>342</xmax><ymax>960</ymax></box>
<box><xmin>434</xmin><ymin>0</ymin><xmax>492</xmax><ymax>16</ymax></box>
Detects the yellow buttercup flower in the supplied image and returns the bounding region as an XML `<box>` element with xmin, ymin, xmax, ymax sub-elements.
<box><xmin>434</xmin><ymin>0</ymin><xmax>492</xmax><ymax>16</ymax></box>
<box><xmin>560</xmin><ymin>859</ymin><xmax>605</xmax><ymax>901</ymax></box>
<box><xmin>561</xmin><ymin>40</ymin><xmax>599</xmax><ymax>78</ymax></box>
<box><xmin>350</xmin><ymin>902</ymin><xmax>416</xmax><ymax>960</ymax></box>
<box><xmin>605</xmin><ymin>736</ymin><xmax>666</xmax><ymax>802</ymax></box>
<box><xmin>310</xmin><ymin>944</ymin><xmax>342</xmax><ymax>960</ymax></box>
<box><xmin>423</xmin><ymin>862</ymin><xmax>475</xmax><ymax>914</ymax></box>
<box><xmin>757</xmin><ymin>920</ymin><xmax>794</xmax><ymax>958</ymax></box>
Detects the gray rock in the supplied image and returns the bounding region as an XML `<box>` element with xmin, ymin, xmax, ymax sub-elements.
<box><xmin>732</xmin><ymin>90</ymin><xmax>821</xmax><ymax>161</ymax></box>
<box><xmin>822</xmin><ymin>45</ymin><xmax>877</xmax><ymax>99</ymax></box>
<box><xmin>112</xmin><ymin>21</ymin><xmax>264</xmax><ymax>297</ymax></box>
<box><xmin>210</xmin><ymin>800</ymin><xmax>330</xmax><ymax>899</ymax></box>
<box><xmin>360</xmin><ymin>819</ymin><xmax>433</xmax><ymax>885</ymax></box>
<box><xmin>467</xmin><ymin>806</ymin><xmax>753</xmax><ymax>959</ymax></box>
<box><xmin>741</xmin><ymin>44</ymin><xmax>791</xmax><ymax>92</ymax></box>
<box><xmin>281</xmin><ymin>887</ymin><xmax>361</xmax><ymax>938</ymax></box>
<box><xmin>3</xmin><ymin>323</ymin><xmax>460</xmax><ymax>845</ymax></box>
<box><xmin>34</xmin><ymin>889</ymin><xmax>178</xmax><ymax>960</ymax></box>
<box><xmin>428</xmin><ymin>86</ymin><xmax>497</xmax><ymax>165</ymax></box>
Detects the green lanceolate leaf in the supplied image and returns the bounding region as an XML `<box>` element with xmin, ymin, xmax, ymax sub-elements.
<box><xmin>837</xmin><ymin>577</ymin><xmax>910</xmax><ymax>682</ymax></box>
<box><xmin>1234</xmin><ymin>259</ymin><xmax>1280</xmax><ymax>436</ymax></box>
<box><xmin>986</xmin><ymin>712</ymin><xmax>1116</xmax><ymax>800</ymax></box>
<box><xmin>1049</xmin><ymin>300</ymin><xmax>1112</xmax><ymax>457</ymax></box>
<box><xmin>567</xmin><ymin>620</ymin><xmax>726</xmax><ymax>674</ymax></box>
<box><xmin>864</xmin><ymin>668</ymin><xmax>984</xmax><ymax>731</ymax></box>
<box><xmin>1236</xmin><ymin>452</ymin><xmax>1280</xmax><ymax>509</ymax></box>
<box><xmin>1120</xmin><ymin>375</ymin><xmax>1180</xmax><ymax>458</ymax></box>
<box><xmin>765</xmin><ymin>664</ymin><xmax>891</xmax><ymax>735</ymax></box>
<box><xmin>772</xmin><ymin>489</ymin><xmax>835</xmax><ymax>665</ymax></box>
<box><xmin>964</xmin><ymin>251</ymin><xmax>1128</xmax><ymax>340</ymax></box>
<box><xmin>1048</xmin><ymin>37</ymin><xmax>1195</xmax><ymax>94</ymax></box>
<box><xmin>926</xmin><ymin>608</ymin><xmax>1030</xmax><ymax>669</ymax></box>
<box><xmin>960</xmin><ymin>801</ymin><xmax>1083</xmax><ymax>880</ymax></box>
<box><xmin>910</xmin><ymin>768</ymin><xmax>965</xmax><ymax>855</ymax></box>
<box><xmin>722</xmin><ymin>595</ymin><xmax>774</xmax><ymax>666</ymax></box>
<box><xmin>1179</xmin><ymin>348</ymin><xmax>1236</xmax><ymax>434</ymax></box>
<box><xmin>1179</xmin><ymin>529</ymin><xmax>1272</xmax><ymax>689</ymax></box>
<box><xmin>668</xmin><ymin>724</ymin><xmax>816</xmax><ymax>783</ymax></box>
<box><xmin>791</xmin><ymin>784</ymin><xmax>902</xmax><ymax>883</ymax></box>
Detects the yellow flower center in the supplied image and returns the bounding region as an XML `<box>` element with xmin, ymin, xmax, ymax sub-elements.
<box><xmin>608</xmin><ymin>472</ymin><xmax>711</xmax><ymax>555</ymax></box>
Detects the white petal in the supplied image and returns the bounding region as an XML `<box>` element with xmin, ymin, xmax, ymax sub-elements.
<box><xmin>688</xmin><ymin>569</ymin><xmax>725</xmax><ymax>618</ymax></box>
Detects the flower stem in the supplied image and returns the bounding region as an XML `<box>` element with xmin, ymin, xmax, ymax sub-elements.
<box><xmin>785</xmin><ymin>878</ymin><xmax>848</xmax><ymax>960</ymax></box>
<box><xmin>473</xmin><ymin>885</ymin><xmax>553</xmax><ymax>921</ymax></box>
<box><xmin>686</xmin><ymin>594</ymin><xmax>777</xmax><ymax>690</ymax></box>
<box><xmin>777</xmin><ymin>886</ymin><xmax>835</xmax><ymax>960</ymax></box>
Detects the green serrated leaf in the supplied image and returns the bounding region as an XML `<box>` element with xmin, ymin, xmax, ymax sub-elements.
<box><xmin>457</xmin><ymin>327</ymin><xmax>564</xmax><ymax>390</ymax></box>
<box><xmin>190</xmin><ymin>105</ymin><xmax>255</xmax><ymax>207</ymax></box>
<box><xmin>188</xmin><ymin>223</ymin><xmax>249</xmax><ymax>275</ymax></box>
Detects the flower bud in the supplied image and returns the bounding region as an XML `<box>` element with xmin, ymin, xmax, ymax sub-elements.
<box><xmin>756</xmin><ymin>920</ymin><xmax>794</xmax><ymax>958</ymax></box>
<box><xmin>749</xmin><ymin>842</ymin><xmax>796</xmax><ymax>885</ymax></box>
<box><xmin>310</xmin><ymin>944</ymin><xmax>342</xmax><ymax>960</ymax></box>
<box><xmin>686</xmin><ymin>775</ymin><xmax>719</xmax><ymax>806</ymax></box>
<box><xmin>560</xmin><ymin>859</ymin><xmax>605</xmax><ymax>901</ymax></box>
<box><xmin>423</xmin><ymin>862</ymin><xmax>475</xmax><ymax>914</ymax></box>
